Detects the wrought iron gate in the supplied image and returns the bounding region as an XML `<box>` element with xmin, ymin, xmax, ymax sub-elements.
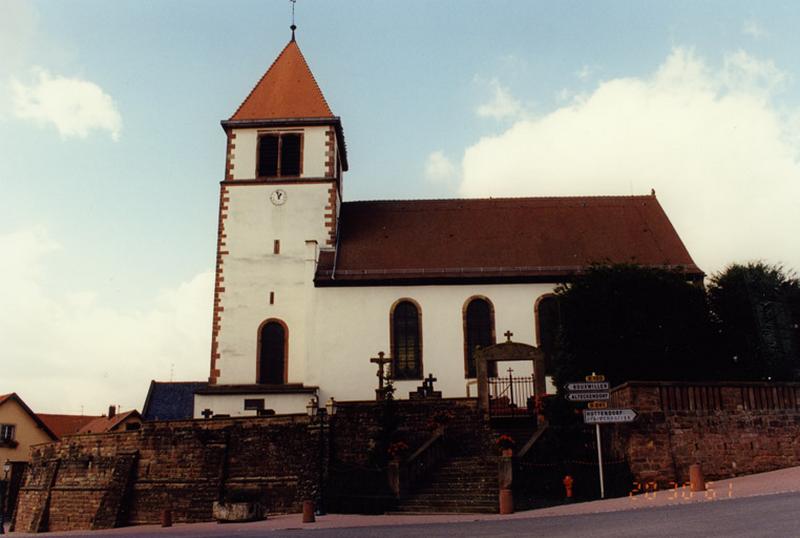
<box><xmin>488</xmin><ymin>369</ymin><xmax>536</xmax><ymax>417</ymax></box>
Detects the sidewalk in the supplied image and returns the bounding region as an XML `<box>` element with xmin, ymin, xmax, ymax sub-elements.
<box><xmin>9</xmin><ymin>465</ymin><xmax>800</xmax><ymax>536</ymax></box>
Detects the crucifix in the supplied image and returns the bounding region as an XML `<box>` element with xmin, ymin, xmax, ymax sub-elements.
<box><xmin>370</xmin><ymin>351</ymin><xmax>392</xmax><ymax>400</ymax></box>
<box><xmin>504</xmin><ymin>330</ymin><xmax>514</xmax><ymax>342</ymax></box>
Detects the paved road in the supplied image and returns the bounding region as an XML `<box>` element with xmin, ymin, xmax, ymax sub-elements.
<box><xmin>214</xmin><ymin>492</ymin><xmax>800</xmax><ymax>538</ymax></box>
<box><xmin>13</xmin><ymin>491</ymin><xmax>799</xmax><ymax>537</ymax></box>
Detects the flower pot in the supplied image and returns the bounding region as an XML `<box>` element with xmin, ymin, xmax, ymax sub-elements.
<box><xmin>501</xmin><ymin>448</ymin><xmax>513</xmax><ymax>457</ymax></box>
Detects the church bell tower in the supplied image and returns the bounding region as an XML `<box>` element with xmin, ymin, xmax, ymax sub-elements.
<box><xmin>201</xmin><ymin>31</ymin><xmax>348</xmax><ymax>417</ymax></box>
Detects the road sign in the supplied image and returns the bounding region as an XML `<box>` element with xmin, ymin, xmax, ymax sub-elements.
<box><xmin>588</xmin><ymin>401</ymin><xmax>609</xmax><ymax>409</ymax></box>
<box><xmin>583</xmin><ymin>409</ymin><xmax>638</xmax><ymax>424</ymax></box>
<box><xmin>565</xmin><ymin>382</ymin><xmax>610</xmax><ymax>392</ymax></box>
<box><xmin>585</xmin><ymin>374</ymin><xmax>606</xmax><ymax>382</ymax></box>
<box><xmin>567</xmin><ymin>391</ymin><xmax>610</xmax><ymax>402</ymax></box>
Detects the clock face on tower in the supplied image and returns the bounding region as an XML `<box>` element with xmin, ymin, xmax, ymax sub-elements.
<box><xmin>270</xmin><ymin>189</ymin><xmax>287</xmax><ymax>206</ymax></box>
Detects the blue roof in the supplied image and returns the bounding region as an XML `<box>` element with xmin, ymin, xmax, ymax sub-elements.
<box><xmin>142</xmin><ymin>381</ymin><xmax>206</xmax><ymax>421</ymax></box>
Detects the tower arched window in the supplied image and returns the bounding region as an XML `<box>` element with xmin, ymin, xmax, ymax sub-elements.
<box><xmin>391</xmin><ymin>300</ymin><xmax>422</xmax><ymax>380</ymax></box>
<box><xmin>258</xmin><ymin>320</ymin><xmax>287</xmax><ymax>384</ymax></box>
<box><xmin>464</xmin><ymin>297</ymin><xmax>496</xmax><ymax>378</ymax></box>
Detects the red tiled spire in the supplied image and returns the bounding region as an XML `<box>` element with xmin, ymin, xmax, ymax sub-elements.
<box><xmin>230</xmin><ymin>40</ymin><xmax>334</xmax><ymax>121</ymax></box>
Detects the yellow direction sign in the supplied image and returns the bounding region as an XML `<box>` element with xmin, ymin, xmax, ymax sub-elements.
<box><xmin>585</xmin><ymin>374</ymin><xmax>606</xmax><ymax>382</ymax></box>
<box><xmin>588</xmin><ymin>401</ymin><xmax>608</xmax><ymax>409</ymax></box>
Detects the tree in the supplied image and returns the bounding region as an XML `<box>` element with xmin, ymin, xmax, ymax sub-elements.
<box><xmin>551</xmin><ymin>264</ymin><xmax>716</xmax><ymax>388</ymax></box>
<box><xmin>707</xmin><ymin>262</ymin><xmax>800</xmax><ymax>381</ymax></box>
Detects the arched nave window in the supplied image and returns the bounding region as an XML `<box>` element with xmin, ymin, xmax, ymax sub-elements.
<box><xmin>464</xmin><ymin>297</ymin><xmax>496</xmax><ymax>378</ymax></box>
<box><xmin>391</xmin><ymin>299</ymin><xmax>422</xmax><ymax>380</ymax></box>
<box><xmin>535</xmin><ymin>295</ymin><xmax>561</xmax><ymax>377</ymax></box>
<box><xmin>258</xmin><ymin>319</ymin><xmax>287</xmax><ymax>384</ymax></box>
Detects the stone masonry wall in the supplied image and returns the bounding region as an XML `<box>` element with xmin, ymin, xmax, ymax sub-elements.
<box><xmin>609</xmin><ymin>381</ymin><xmax>800</xmax><ymax>488</ymax></box>
<box><xmin>13</xmin><ymin>399</ymin><xmax>488</xmax><ymax>532</ymax></box>
<box><xmin>14</xmin><ymin>415</ymin><xmax>317</xmax><ymax>533</ymax></box>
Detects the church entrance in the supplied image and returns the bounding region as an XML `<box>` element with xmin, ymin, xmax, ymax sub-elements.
<box><xmin>258</xmin><ymin>320</ymin><xmax>286</xmax><ymax>384</ymax></box>
<box><xmin>475</xmin><ymin>332</ymin><xmax>545</xmax><ymax>419</ymax></box>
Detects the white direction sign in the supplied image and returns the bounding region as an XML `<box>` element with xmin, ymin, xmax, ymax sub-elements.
<box><xmin>565</xmin><ymin>382</ymin><xmax>610</xmax><ymax>392</ymax></box>
<box><xmin>583</xmin><ymin>409</ymin><xmax>638</xmax><ymax>424</ymax></box>
<box><xmin>567</xmin><ymin>391</ymin><xmax>610</xmax><ymax>402</ymax></box>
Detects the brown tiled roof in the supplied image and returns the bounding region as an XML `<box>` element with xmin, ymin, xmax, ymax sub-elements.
<box><xmin>77</xmin><ymin>410</ymin><xmax>141</xmax><ymax>435</ymax></box>
<box><xmin>38</xmin><ymin>414</ymin><xmax>101</xmax><ymax>439</ymax></box>
<box><xmin>230</xmin><ymin>39</ymin><xmax>333</xmax><ymax>121</ymax></box>
<box><xmin>315</xmin><ymin>194</ymin><xmax>703</xmax><ymax>286</ymax></box>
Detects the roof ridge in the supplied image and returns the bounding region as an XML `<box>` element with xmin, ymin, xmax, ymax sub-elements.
<box><xmin>344</xmin><ymin>194</ymin><xmax>656</xmax><ymax>204</ymax></box>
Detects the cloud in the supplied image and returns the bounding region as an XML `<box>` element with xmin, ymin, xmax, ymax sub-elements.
<box><xmin>742</xmin><ymin>19</ymin><xmax>767</xmax><ymax>39</ymax></box>
<box><xmin>0</xmin><ymin>227</ymin><xmax>212</xmax><ymax>414</ymax></box>
<box><xmin>459</xmin><ymin>47</ymin><xmax>800</xmax><ymax>276</ymax></box>
<box><xmin>476</xmin><ymin>78</ymin><xmax>523</xmax><ymax>120</ymax></box>
<box><xmin>424</xmin><ymin>150</ymin><xmax>457</xmax><ymax>183</ymax></box>
<box><xmin>11</xmin><ymin>67</ymin><xmax>122</xmax><ymax>140</ymax></box>
<box><xmin>576</xmin><ymin>65</ymin><xmax>594</xmax><ymax>81</ymax></box>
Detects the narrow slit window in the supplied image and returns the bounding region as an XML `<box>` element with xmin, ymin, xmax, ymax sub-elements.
<box><xmin>273</xmin><ymin>239</ymin><xmax>280</xmax><ymax>254</ymax></box>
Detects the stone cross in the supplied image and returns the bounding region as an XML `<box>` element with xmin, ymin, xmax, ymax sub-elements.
<box><xmin>504</xmin><ymin>330</ymin><xmax>514</xmax><ymax>342</ymax></box>
<box><xmin>423</xmin><ymin>373</ymin><xmax>438</xmax><ymax>396</ymax></box>
<box><xmin>201</xmin><ymin>408</ymin><xmax>214</xmax><ymax>420</ymax></box>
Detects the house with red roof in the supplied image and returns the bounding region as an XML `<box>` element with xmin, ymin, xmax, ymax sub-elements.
<box><xmin>196</xmin><ymin>30</ymin><xmax>703</xmax><ymax>418</ymax></box>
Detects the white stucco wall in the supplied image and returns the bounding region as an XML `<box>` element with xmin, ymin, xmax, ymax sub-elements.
<box><xmin>216</xmin><ymin>181</ymin><xmax>333</xmax><ymax>385</ymax></box>
<box><xmin>194</xmin><ymin>392</ymin><xmax>312</xmax><ymax>418</ymax></box>
<box><xmin>307</xmin><ymin>283</ymin><xmax>556</xmax><ymax>404</ymax></box>
<box><xmin>230</xmin><ymin>126</ymin><xmax>329</xmax><ymax>180</ymax></box>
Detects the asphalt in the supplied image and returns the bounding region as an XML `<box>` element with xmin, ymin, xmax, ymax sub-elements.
<box><xmin>6</xmin><ymin>465</ymin><xmax>800</xmax><ymax>536</ymax></box>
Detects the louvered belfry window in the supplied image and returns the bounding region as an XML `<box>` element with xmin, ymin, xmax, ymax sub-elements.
<box><xmin>257</xmin><ymin>132</ymin><xmax>302</xmax><ymax>178</ymax></box>
<box><xmin>392</xmin><ymin>300</ymin><xmax>422</xmax><ymax>380</ymax></box>
<box><xmin>465</xmin><ymin>298</ymin><xmax>494</xmax><ymax>378</ymax></box>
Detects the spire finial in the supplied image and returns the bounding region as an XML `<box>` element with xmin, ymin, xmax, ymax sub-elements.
<box><xmin>290</xmin><ymin>0</ymin><xmax>297</xmax><ymax>41</ymax></box>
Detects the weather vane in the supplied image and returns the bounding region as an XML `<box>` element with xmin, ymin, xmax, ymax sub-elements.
<box><xmin>290</xmin><ymin>0</ymin><xmax>297</xmax><ymax>40</ymax></box>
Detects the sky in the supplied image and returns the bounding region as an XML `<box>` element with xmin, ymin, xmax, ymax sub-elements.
<box><xmin>2</xmin><ymin>1</ymin><xmax>799</xmax><ymax>414</ymax></box>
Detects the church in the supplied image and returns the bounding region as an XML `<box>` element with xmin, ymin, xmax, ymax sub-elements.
<box><xmin>193</xmin><ymin>32</ymin><xmax>703</xmax><ymax>418</ymax></box>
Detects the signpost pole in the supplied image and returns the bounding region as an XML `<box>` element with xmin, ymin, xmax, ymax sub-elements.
<box><xmin>595</xmin><ymin>423</ymin><xmax>605</xmax><ymax>499</ymax></box>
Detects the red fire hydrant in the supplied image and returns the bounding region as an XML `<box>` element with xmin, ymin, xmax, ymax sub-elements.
<box><xmin>563</xmin><ymin>475</ymin><xmax>574</xmax><ymax>500</ymax></box>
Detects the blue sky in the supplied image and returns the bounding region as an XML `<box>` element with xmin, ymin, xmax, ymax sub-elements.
<box><xmin>2</xmin><ymin>1</ymin><xmax>799</xmax><ymax>413</ymax></box>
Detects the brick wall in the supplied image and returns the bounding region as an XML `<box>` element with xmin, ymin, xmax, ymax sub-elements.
<box><xmin>609</xmin><ymin>381</ymin><xmax>800</xmax><ymax>487</ymax></box>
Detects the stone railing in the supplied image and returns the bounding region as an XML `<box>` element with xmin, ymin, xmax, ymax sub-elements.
<box><xmin>387</xmin><ymin>428</ymin><xmax>446</xmax><ymax>499</ymax></box>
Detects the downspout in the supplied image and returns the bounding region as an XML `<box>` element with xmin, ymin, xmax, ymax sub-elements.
<box><xmin>331</xmin><ymin>214</ymin><xmax>341</xmax><ymax>281</ymax></box>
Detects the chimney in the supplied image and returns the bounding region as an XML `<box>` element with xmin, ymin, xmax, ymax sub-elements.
<box><xmin>108</xmin><ymin>405</ymin><xmax>116</xmax><ymax>419</ymax></box>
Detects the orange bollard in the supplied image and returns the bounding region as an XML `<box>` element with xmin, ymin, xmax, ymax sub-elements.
<box><xmin>563</xmin><ymin>475</ymin><xmax>574</xmax><ymax>500</ymax></box>
<box><xmin>302</xmin><ymin>500</ymin><xmax>316</xmax><ymax>523</ymax></box>
<box><xmin>690</xmin><ymin>464</ymin><xmax>706</xmax><ymax>492</ymax></box>
<box><xmin>499</xmin><ymin>488</ymin><xmax>514</xmax><ymax>514</ymax></box>
<box><xmin>160</xmin><ymin>509</ymin><xmax>172</xmax><ymax>528</ymax></box>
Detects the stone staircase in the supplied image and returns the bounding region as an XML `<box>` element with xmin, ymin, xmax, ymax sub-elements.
<box><xmin>393</xmin><ymin>456</ymin><xmax>498</xmax><ymax>513</ymax></box>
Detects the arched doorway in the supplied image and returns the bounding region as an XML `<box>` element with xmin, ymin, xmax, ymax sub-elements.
<box><xmin>258</xmin><ymin>320</ymin><xmax>287</xmax><ymax>384</ymax></box>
